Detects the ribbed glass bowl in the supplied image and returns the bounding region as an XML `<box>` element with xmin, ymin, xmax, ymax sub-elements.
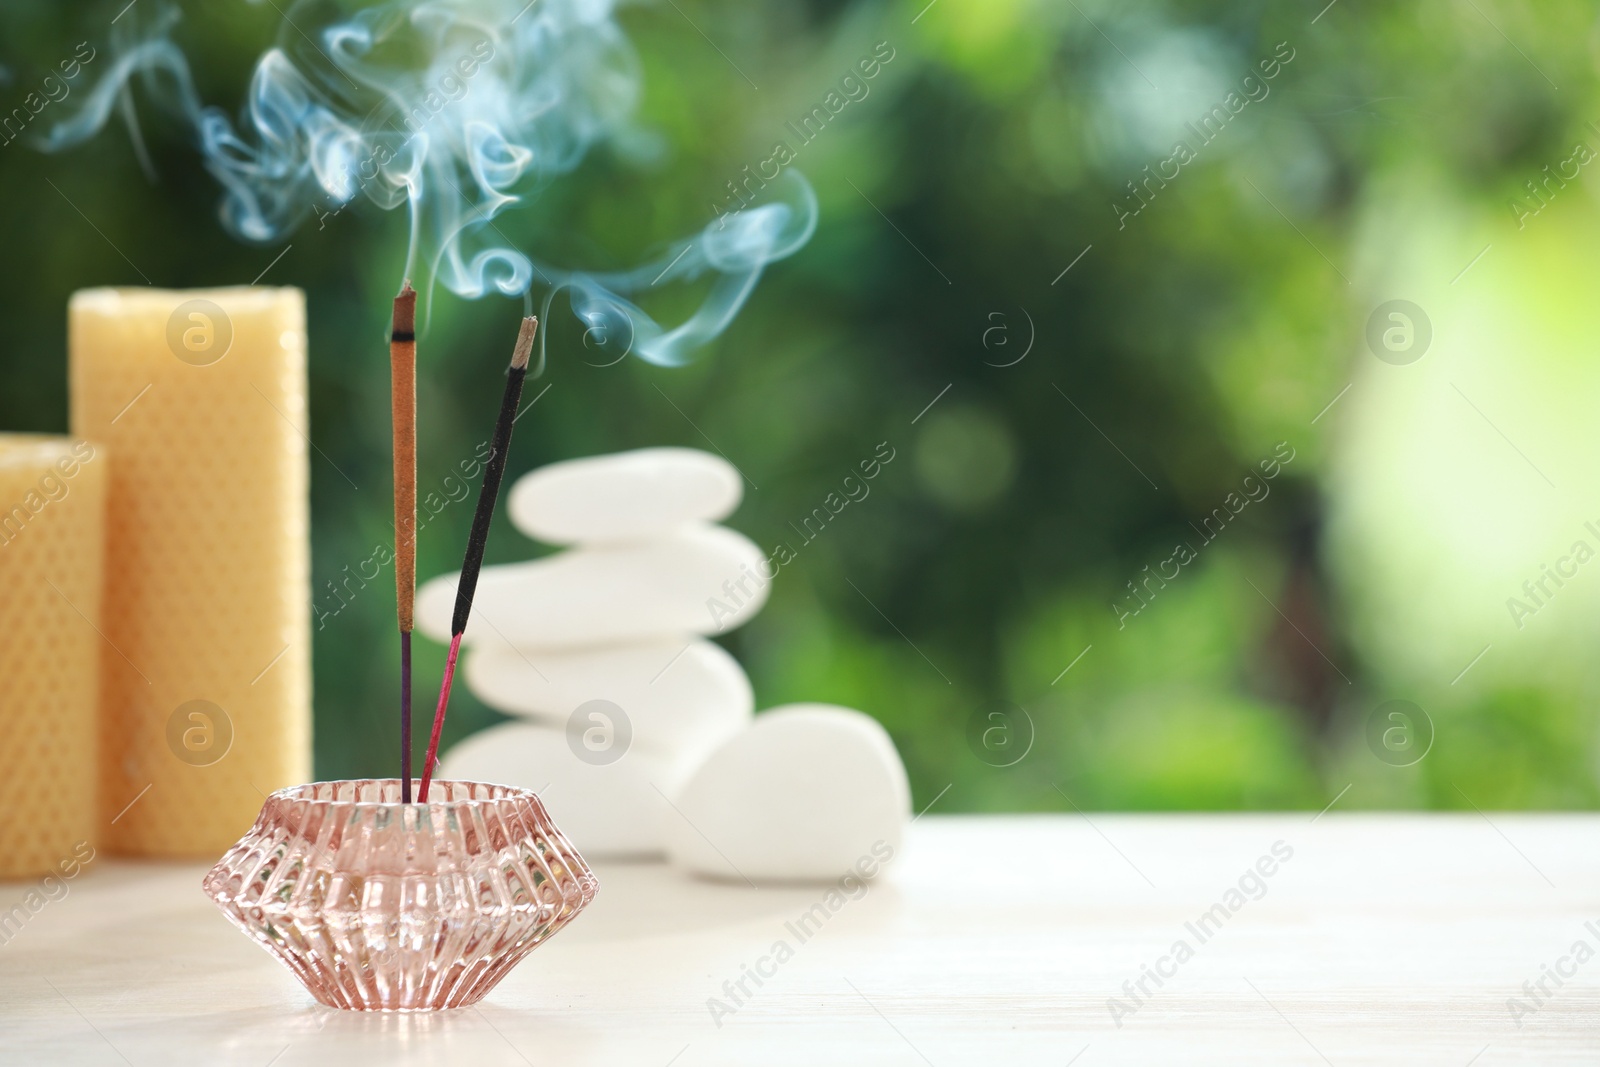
<box><xmin>202</xmin><ymin>778</ymin><xmax>598</xmax><ymax>1011</ymax></box>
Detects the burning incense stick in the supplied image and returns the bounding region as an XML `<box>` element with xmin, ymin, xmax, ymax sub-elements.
<box><xmin>391</xmin><ymin>283</ymin><xmax>418</xmax><ymax>802</ymax></box>
<box><xmin>417</xmin><ymin>315</ymin><xmax>537</xmax><ymax>803</ymax></box>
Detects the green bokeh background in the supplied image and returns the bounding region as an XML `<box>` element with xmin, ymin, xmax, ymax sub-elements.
<box><xmin>4</xmin><ymin>0</ymin><xmax>1597</xmax><ymax>812</ymax></box>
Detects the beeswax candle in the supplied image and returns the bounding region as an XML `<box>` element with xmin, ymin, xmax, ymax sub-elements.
<box><xmin>0</xmin><ymin>435</ymin><xmax>108</xmax><ymax>879</ymax></box>
<box><xmin>71</xmin><ymin>287</ymin><xmax>311</xmax><ymax>857</ymax></box>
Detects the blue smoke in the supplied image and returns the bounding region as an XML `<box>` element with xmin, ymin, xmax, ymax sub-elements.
<box><xmin>42</xmin><ymin>0</ymin><xmax>814</xmax><ymax>367</ymax></box>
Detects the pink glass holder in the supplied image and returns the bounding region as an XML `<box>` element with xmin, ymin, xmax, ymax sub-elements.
<box><xmin>203</xmin><ymin>779</ymin><xmax>598</xmax><ymax>1011</ymax></box>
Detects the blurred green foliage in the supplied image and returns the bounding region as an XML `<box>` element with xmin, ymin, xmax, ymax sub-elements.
<box><xmin>3</xmin><ymin>0</ymin><xmax>1598</xmax><ymax>811</ymax></box>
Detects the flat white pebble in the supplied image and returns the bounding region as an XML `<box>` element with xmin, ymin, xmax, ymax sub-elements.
<box><xmin>437</xmin><ymin>721</ymin><xmax>688</xmax><ymax>859</ymax></box>
<box><xmin>417</xmin><ymin>524</ymin><xmax>771</xmax><ymax>649</ymax></box>
<box><xmin>462</xmin><ymin>638</ymin><xmax>752</xmax><ymax>758</ymax></box>
<box><xmin>508</xmin><ymin>447</ymin><xmax>742</xmax><ymax>545</ymax></box>
<box><xmin>665</xmin><ymin>704</ymin><xmax>910</xmax><ymax>883</ymax></box>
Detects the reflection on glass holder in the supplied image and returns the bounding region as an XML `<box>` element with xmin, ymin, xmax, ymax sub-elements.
<box><xmin>203</xmin><ymin>778</ymin><xmax>598</xmax><ymax>1011</ymax></box>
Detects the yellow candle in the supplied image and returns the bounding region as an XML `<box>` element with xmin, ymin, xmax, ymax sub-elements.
<box><xmin>0</xmin><ymin>436</ymin><xmax>108</xmax><ymax>879</ymax></box>
<box><xmin>70</xmin><ymin>287</ymin><xmax>311</xmax><ymax>857</ymax></box>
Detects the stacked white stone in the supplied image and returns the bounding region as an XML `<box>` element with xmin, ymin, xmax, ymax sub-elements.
<box><xmin>418</xmin><ymin>448</ymin><xmax>760</xmax><ymax>857</ymax></box>
<box><xmin>420</xmin><ymin>446</ymin><xmax>911</xmax><ymax>882</ymax></box>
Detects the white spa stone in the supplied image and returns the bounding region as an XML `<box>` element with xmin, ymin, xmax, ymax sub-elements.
<box><xmin>437</xmin><ymin>721</ymin><xmax>685</xmax><ymax>859</ymax></box>
<box><xmin>665</xmin><ymin>704</ymin><xmax>911</xmax><ymax>883</ymax></box>
<box><xmin>508</xmin><ymin>447</ymin><xmax>742</xmax><ymax>546</ymax></box>
<box><xmin>462</xmin><ymin>638</ymin><xmax>752</xmax><ymax>756</ymax></box>
<box><xmin>417</xmin><ymin>524</ymin><xmax>770</xmax><ymax>649</ymax></box>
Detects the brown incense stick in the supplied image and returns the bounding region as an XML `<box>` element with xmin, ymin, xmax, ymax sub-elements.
<box><xmin>391</xmin><ymin>282</ymin><xmax>417</xmax><ymax>803</ymax></box>
<box><xmin>417</xmin><ymin>316</ymin><xmax>537</xmax><ymax>803</ymax></box>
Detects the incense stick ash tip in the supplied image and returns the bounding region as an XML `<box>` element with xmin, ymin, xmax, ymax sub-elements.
<box><xmin>512</xmin><ymin>317</ymin><xmax>538</xmax><ymax>370</ymax></box>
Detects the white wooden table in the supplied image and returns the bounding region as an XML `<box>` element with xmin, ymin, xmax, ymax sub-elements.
<box><xmin>2</xmin><ymin>814</ymin><xmax>1595</xmax><ymax>1064</ymax></box>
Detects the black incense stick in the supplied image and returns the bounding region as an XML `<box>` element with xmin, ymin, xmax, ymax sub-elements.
<box><xmin>417</xmin><ymin>316</ymin><xmax>537</xmax><ymax>803</ymax></box>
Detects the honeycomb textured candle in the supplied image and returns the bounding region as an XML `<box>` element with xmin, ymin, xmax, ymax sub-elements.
<box><xmin>0</xmin><ymin>436</ymin><xmax>108</xmax><ymax>878</ymax></box>
<box><xmin>71</xmin><ymin>287</ymin><xmax>311</xmax><ymax>857</ymax></box>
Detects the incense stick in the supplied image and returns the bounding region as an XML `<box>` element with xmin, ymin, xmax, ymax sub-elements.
<box><xmin>417</xmin><ymin>316</ymin><xmax>537</xmax><ymax>803</ymax></box>
<box><xmin>391</xmin><ymin>282</ymin><xmax>417</xmax><ymax>803</ymax></box>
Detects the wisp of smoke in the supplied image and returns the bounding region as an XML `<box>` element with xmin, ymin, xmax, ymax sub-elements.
<box><xmin>42</xmin><ymin>0</ymin><xmax>815</xmax><ymax>367</ymax></box>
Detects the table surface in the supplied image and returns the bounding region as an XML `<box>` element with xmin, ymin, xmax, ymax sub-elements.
<box><xmin>1</xmin><ymin>813</ymin><xmax>1595</xmax><ymax>1065</ymax></box>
